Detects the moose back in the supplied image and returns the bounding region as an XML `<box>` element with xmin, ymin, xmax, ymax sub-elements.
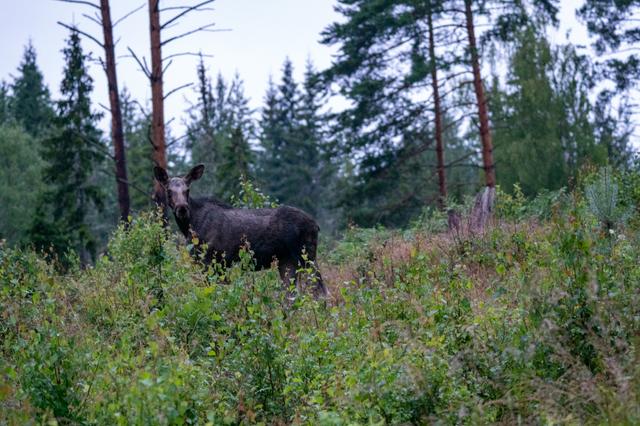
<box><xmin>154</xmin><ymin>165</ymin><xmax>327</xmax><ymax>298</ymax></box>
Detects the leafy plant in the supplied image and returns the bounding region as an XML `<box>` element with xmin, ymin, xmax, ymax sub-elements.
<box><xmin>231</xmin><ymin>174</ymin><xmax>278</xmax><ymax>209</ymax></box>
<box><xmin>585</xmin><ymin>167</ymin><xmax>634</xmax><ymax>231</ymax></box>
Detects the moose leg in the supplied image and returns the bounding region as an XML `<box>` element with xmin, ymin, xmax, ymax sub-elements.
<box><xmin>278</xmin><ymin>260</ymin><xmax>299</xmax><ymax>301</ymax></box>
<box><xmin>301</xmin><ymin>244</ymin><xmax>329</xmax><ymax>300</ymax></box>
<box><xmin>310</xmin><ymin>267</ymin><xmax>328</xmax><ymax>299</ymax></box>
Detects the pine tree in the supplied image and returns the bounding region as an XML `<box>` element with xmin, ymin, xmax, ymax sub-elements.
<box><xmin>121</xmin><ymin>88</ymin><xmax>154</xmax><ymax>211</ymax></box>
<box><xmin>186</xmin><ymin>60</ymin><xmax>220</xmax><ymax>194</ymax></box>
<box><xmin>11</xmin><ymin>41</ymin><xmax>54</xmax><ymax>137</ymax></box>
<box><xmin>258</xmin><ymin>76</ymin><xmax>282</xmax><ymax>196</ymax></box>
<box><xmin>29</xmin><ymin>29</ymin><xmax>105</xmax><ymax>265</ymax></box>
<box><xmin>186</xmin><ymin>62</ymin><xmax>256</xmax><ymax>200</ymax></box>
<box><xmin>216</xmin><ymin>126</ymin><xmax>253</xmax><ymax>201</ymax></box>
<box><xmin>259</xmin><ymin>58</ymin><xmax>322</xmax><ymax>213</ymax></box>
<box><xmin>579</xmin><ymin>0</ymin><xmax>640</xmax><ymax>91</ymax></box>
<box><xmin>0</xmin><ymin>124</ymin><xmax>44</xmax><ymax>245</ymax></box>
<box><xmin>214</xmin><ymin>73</ymin><xmax>254</xmax><ymax>201</ymax></box>
<box><xmin>321</xmin><ymin>1</ymin><xmax>459</xmax><ymax>224</ymax></box>
<box><xmin>492</xmin><ymin>27</ymin><xmax>568</xmax><ymax>195</ymax></box>
<box><xmin>298</xmin><ymin>60</ymin><xmax>337</xmax><ymax>226</ymax></box>
<box><xmin>593</xmin><ymin>90</ymin><xmax>634</xmax><ymax>168</ymax></box>
<box><xmin>0</xmin><ymin>81</ymin><xmax>11</xmax><ymax>125</ymax></box>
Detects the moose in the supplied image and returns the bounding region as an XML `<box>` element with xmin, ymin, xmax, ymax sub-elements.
<box><xmin>154</xmin><ymin>164</ymin><xmax>328</xmax><ymax>299</ymax></box>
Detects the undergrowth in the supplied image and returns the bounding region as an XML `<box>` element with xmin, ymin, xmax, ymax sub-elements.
<box><xmin>1</xmin><ymin>170</ymin><xmax>640</xmax><ymax>425</ymax></box>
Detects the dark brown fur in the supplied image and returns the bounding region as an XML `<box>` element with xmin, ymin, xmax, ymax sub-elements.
<box><xmin>155</xmin><ymin>165</ymin><xmax>327</xmax><ymax>299</ymax></box>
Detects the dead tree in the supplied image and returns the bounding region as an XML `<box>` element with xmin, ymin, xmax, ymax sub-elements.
<box><xmin>57</xmin><ymin>0</ymin><xmax>138</xmax><ymax>222</ymax></box>
<box><xmin>125</xmin><ymin>0</ymin><xmax>217</xmax><ymax>208</ymax></box>
<box><xmin>148</xmin><ymin>0</ymin><xmax>167</xmax><ymax>207</ymax></box>
<box><xmin>100</xmin><ymin>0</ymin><xmax>130</xmax><ymax>222</ymax></box>
<box><xmin>463</xmin><ymin>0</ymin><xmax>496</xmax><ymax>188</ymax></box>
<box><xmin>427</xmin><ymin>4</ymin><xmax>447</xmax><ymax>208</ymax></box>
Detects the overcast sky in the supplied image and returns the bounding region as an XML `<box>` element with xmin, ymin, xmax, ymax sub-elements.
<box><xmin>1</xmin><ymin>1</ymin><xmax>589</xmax><ymax>135</ymax></box>
<box><xmin>1</xmin><ymin>0</ymin><xmax>341</xmax><ymax>133</ymax></box>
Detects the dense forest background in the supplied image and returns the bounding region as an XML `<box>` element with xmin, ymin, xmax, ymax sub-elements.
<box><xmin>0</xmin><ymin>0</ymin><xmax>638</xmax><ymax>262</ymax></box>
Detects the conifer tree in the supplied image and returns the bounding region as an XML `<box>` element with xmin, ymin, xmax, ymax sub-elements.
<box><xmin>121</xmin><ymin>88</ymin><xmax>154</xmax><ymax>211</ymax></box>
<box><xmin>579</xmin><ymin>0</ymin><xmax>640</xmax><ymax>91</ymax></box>
<box><xmin>214</xmin><ymin>73</ymin><xmax>254</xmax><ymax>201</ymax></box>
<box><xmin>29</xmin><ymin>29</ymin><xmax>104</xmax><ymax>265</ymax></box>
<box><xmin>11</xmin><ymin>42</ymin><xmax>54</xmax><ymax>137</ymax></box>
<box><xmin>0</xmin><ymin>82</ymin><xmax>11</xmax><ymax>125</ymax></box>
<box><xmin>187</xmin><ymin>62</ymin><xmax>255</xmax><ymax>200</ymax></box>
<box><xmin>258</xmin><ymin>76</ymin><xmax>283</xmax><ymax>195</ymax></box>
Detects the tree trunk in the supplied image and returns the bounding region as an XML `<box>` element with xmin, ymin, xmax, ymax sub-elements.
<box><xmin>464</xmin><ymin>0</ymin><xmax>496</xmax><ymax>188</ymax></box>
<box><xmin>427</xmin><ymin>8</ymin><xmax>447</xmax><ymax>208</ymax></box>
<box><xmin>100</xmin><ymin>0</ymin><xmax>130</xmax><ymax>222</ymax></box>
<box><xmin>148</xmin><ymin>0</ymin><xmax>168</xmax><ymax>207</ymax></box>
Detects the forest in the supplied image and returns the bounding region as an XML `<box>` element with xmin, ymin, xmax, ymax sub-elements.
<box><xmin>2</xmin><ymin>0</ymin><xmax>640</xmax><ymax>424</ymax></box>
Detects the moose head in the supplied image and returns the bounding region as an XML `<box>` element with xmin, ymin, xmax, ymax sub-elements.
<box><xmin>154</xmin><ymin>164</ymin><xmax>205</xmax><ymax>220</ymax></box>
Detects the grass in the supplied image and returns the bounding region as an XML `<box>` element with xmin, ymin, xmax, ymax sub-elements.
<box><xmin>1</xmin><ymin>183</ymin><xmax>640</xmax><ymax>425</ymax></box>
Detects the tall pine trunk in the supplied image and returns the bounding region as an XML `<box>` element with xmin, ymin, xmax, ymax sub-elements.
<box><xmin>100</xmin><ymin>0</ymin><xmax>130</xmax><ymax>222</ymax></box>
<box><xmin>464</xmin><ymin>0</ymin><xmax>496</xmax><ymax>188</ymax></box>
<box><xmin>148</xmin><ymin>0</ymin><xmax>168</xmax><ymax>207</ymax></box>
<box><xmin>427</xmin><ymin>8</ymin><xmax>447</xmax><ymax>208</ymax></box>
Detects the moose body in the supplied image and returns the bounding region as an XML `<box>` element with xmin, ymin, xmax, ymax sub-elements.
<box><xmin>155</xmin><ymin>165</ymin><xmax>327</xmax><ymax>298</ymax></box>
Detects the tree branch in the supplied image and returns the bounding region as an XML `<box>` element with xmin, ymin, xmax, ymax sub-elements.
<box><xmin>57</xmin><ymin>22</ymin><xmax>104</xmax><ymax>48</ymax></box>
<box><xmin>126</xmin><ymin>47</ymin><xmax>151</xmax><ymax>78</ymax></box>
<box><xmin>163</xmin><ymin>51</ymin><xmax>213</xmax><ymax>61</ymax></box>
<box><xmin>81</xmin><ymin>12</ymin><xmax>102</xmax><ymax>27</ymax></box>
<box><xmin>161</xmin><ymin>0</ymin><xmax>216</xmax><ymax>29</ymax></box>
<box><xmin>55</xmin><ymin>0</ymin><xmax>99</xmax><ymax>10</ymax></box>
<box><xmin>113</xmin><ymin>2</ymin><xmax>145</xmax><ymax>27</ymax></box>
<box><xmin>164</xmin><ymin>82</ymin><xmax>193</xmax><ymax>100</ymax></box>
<box><xmin>161</xmin><ymin>23</ymin><xmax>228</xmax><ymax>46</ymax></box>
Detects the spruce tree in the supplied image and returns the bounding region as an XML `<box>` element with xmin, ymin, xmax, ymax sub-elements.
<box><xmin>259</xmin><ymin>58</ymin><xmax>322</xmax><ymax>213</ymax></box>
<box><xmin>186</xmin><ymin>59</ymin><xmax>220</xmax><ymax>194</ymax></box>
<box><xmin>11</xmin><ymin>41</ymin><xmax>54</xmax><ymax>137</ymax></box>
<box><xmin>121</xmin><ymin>88</ymin><xmax>154</xmax><ymax>211</ymax></box>
<box><xmin>29</xmin><ymin>29</ymin><xmax>105</xmax><ymax>265</ymax></box>
<box><xmin>492</xmin><ymin>27</ymin><xmax>568</xmax><ymax>195</ymax></box>
<box><xmin>0</xmin><ymin>82</ymin><xmax>11</xmax><ymax>125</ymax></box>
<box><xmin>214</xmin><ymin>73</ymin><xmax>254</xmax><ymax>201</ymax></box>
<box><xmin>258</xmin><ymin>76</ymin><xmax>283</xmax><ymax>197</ymax></box>
<box><xmin>0</xmin><ymin>124</ymin><xmax>44</xmax><ymax>245</ymax></box>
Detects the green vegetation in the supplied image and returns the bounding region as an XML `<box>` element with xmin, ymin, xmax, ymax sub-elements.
<box><xmin>2</xmin><ymin>169</ymin><xmax>640</xmax><ymax>424</ymax></box>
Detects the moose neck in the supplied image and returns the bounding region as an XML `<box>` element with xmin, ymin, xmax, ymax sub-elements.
<box><xmin>174</xmin><ymin>212</ymin><xmax>191</xmax><ymax>239</ymax></box>
<box><xmin>174</xmin><ymin>199</ymin><xmax>198</xmax><ymax>240</ymax></box>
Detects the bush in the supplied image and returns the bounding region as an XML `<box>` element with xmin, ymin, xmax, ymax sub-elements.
<box><xmin>2</xmin><ymin>185</ymin><xmax>640</xmax><ymax>424</ymax></box>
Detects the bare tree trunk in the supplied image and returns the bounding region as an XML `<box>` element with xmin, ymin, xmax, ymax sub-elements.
<box><xmin>100</xmin><ymin>0</ymin><xmax>130</xmax><ymax>222</ymax></box>
<box><xmin>464</xmin><ymin>0</ymin><xmax>496</xmax><ymax>188</ymax></box>
<box><xmin>148</xmin><ymin>0</ymin><xmax>168</xmax><ymax>207</ymax></box>
<box><xmin>427</xmin><ymin>8</ymin><xmax>447</xmax><ymax>209</ymax></box>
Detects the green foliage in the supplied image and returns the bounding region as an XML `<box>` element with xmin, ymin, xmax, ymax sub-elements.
<box><xmin>492</xmin><ymin>27</ymin><xmax>613</xmax><ymax>196</ymax></box>
<box><xmin>0</xmin><ymin>124</ymin><xmax>44</xmax><ymax>245</ymax></box>
<box><xmin>29</xmin><ymin>28</ymin><xmax>105</xmax><ymax>266</ymax></box>
<box><xmin>258</xmin><ymin>58</ymin><xmax>333</xmax><ymax>221</ymax></box>
<box><xmin>9</xmin><ymin>41</ymin><xmax>54</xmax><ymax>137</ymax></box>
<box><xmin>121</xmin><ymin>88</ymin><xmax>154</xmax><ymax>212</ymax></box>
<box><xmin>2</xmin><ymin>186</ymin><xmax>640</xmax><ymax>424</ymax></box>
<box><xmin>186</xmin><ymin>61</ymin><xmax>255</xmax><ymax>202</ymax></box>
<box><xmin>231</xmin><ymin>175</ymin><xmax>277</xmax><ymax>209</ymax></box>
<box><xmin>585</xmin><ymin>167</ymin><xmax>633</xmax><ymax>231</ymax></box>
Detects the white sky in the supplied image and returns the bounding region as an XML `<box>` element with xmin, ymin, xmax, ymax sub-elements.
<box><xmin>1</xmin><ymin>0</ymin><xmax>341</xmax><ymax>133</ymax></box>
<box><xmin>0</xmin><ymin>0</ymin><xmax>591</xmax><ymax>137</ymax></box>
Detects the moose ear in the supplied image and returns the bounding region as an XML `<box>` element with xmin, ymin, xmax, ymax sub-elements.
<box><xmin>154</xmin><ymin>166</ymin><xmax>169</xmax><ymax>186</ymax></box>
<box><xmin>185</xmin><ymin>164</ymin><xmax>205</xmax><ymax>184</ymax></box>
